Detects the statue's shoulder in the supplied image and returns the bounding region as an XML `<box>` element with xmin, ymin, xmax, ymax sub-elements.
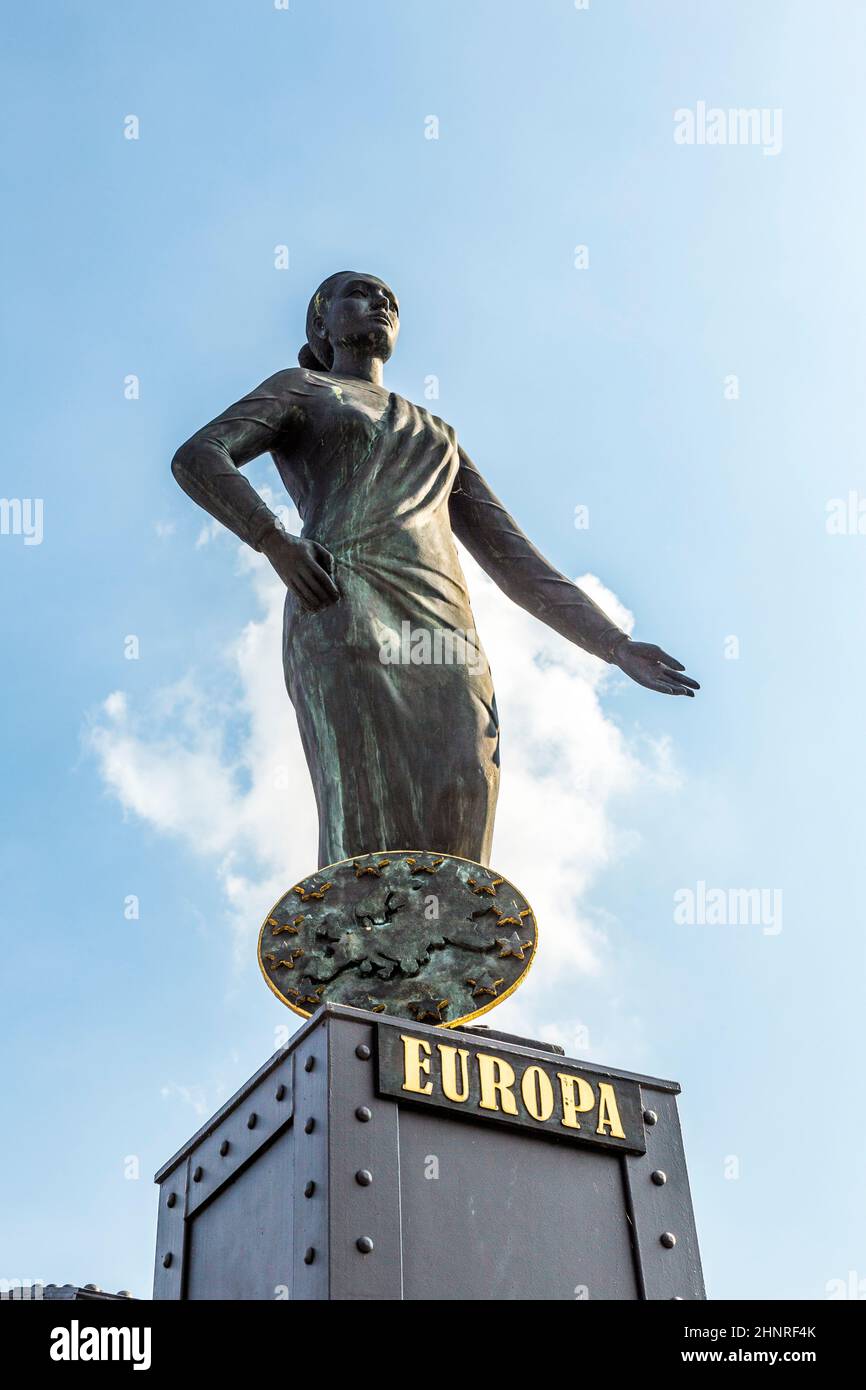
<box><xmin>256</xmin><ymin>365</ymin><xmax>332</xmax><ymax>405</ymax></box>
<box><xmin>262</xmin><ymin>365</ymin><xmax>314</xmax><ymax>391</ymax></box>
<box><xmin>413</xmin><ymin>397</ymin><xmax>458</xmax><ymax>442</ymax></box>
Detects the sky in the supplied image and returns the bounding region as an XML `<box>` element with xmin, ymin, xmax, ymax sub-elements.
<box><xmin>2</xmin><ymin>0</ymin><xmax>865</xmax><ymax>1302</ymax></box>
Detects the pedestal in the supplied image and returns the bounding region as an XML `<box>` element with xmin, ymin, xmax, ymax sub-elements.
<box><xmin>153</xmin><ymin>1004</ymin><xmax>704</xmax><ymax>1300</ymax></box>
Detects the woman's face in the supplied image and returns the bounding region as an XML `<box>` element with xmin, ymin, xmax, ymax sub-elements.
<box><xmin>316</xmin><ymin>274</ymin><xmax>400</xmax><ymax>362</ymax></box>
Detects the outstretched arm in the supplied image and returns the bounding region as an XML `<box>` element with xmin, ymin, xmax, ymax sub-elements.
<box><xmin>449</xmin><ymin>447</ymin><xmax>699</xmax><ymax>696</ymax></box>
<box><xmin>171</xmin><ymin>370</ymin><xmax>339</xmax><ymax>611</ymax></box>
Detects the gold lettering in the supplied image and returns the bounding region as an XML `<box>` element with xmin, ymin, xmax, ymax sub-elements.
<box><xmin>520</xmin><ymin>1064</ymin><xmax>555</xmax><ymax>1121</ymax></box>
<box><xmin>477</xmin><ymin>1053</ymin><xmax>519</xmax><ymax>1114</ymax></box>
<box><xmin>557</xmin><ymin>1072</ymin><xmax>596</xmax><ymax>1129</ymax></box>
<box><xmin>437</xmin><ymin>1044</ymin><xmax>471</xmax><ymax>1103</ymax></box>
<box><xmin>400</xmin><ymin>1034</ymin><xmax>433</xmax><ymax>1095</ymax></box>
<box><xmin>596</xmin><ymin>1082</ymin><xmax>626</xmax><ymax>1139</ymax></box>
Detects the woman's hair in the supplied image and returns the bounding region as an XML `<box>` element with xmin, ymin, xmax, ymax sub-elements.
<box><xmin>297</xmin><ymin>271</ymin><xmax>354</xmax><ymax>371</ymax></box>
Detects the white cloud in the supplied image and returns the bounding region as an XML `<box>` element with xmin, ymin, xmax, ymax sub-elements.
<box><xmin>88</xmin><ymin>540</ymin><xmax>679</xmax><ymax>1035</ymax></box>
<box><xmin>103</xmin><ymin>690</ymin><xmax>127</xmax><ymax>721</ymax></box>
<box><xmin>195</xmin><ymin>519</ymin><xmax>223</xmax><ymax>548</ymax></box>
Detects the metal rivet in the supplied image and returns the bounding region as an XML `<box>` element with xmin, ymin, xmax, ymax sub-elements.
<box><xmin>275</xmin><ymin>1083</ymin><xmax>286</xmax><ymax>1101</ymax></box>
<box><xmin>304</xmin><ymin>1117</ymin><xmax>315</xmax><ymax>1134</ymax></box>
<box><xmin>644</xmin><ymin>1109</ymin><xmax>658</xmax><ymax>1125</ymax></box>
<box><xmin>671</xmin><ymin>1296</ymin><xmax>684</xmax><ymax>1301</ymax></box>
<box><xmin>116</xmin><ymin>1290</ymin><xmax>133</xmax><ymax>1299</ymax></box>
<box><xmin>355</xmin><ymin>1106</ymin><xmax>372</xmax><ymax>1122</ymax></box>
<box><xmin>651</xmin><ymin>1170</ymin><xmax>667</xmax><ymax>1186</ymax></box>
<box><xmin>304</xmin><ymin>1180</ymin><xmax>316</xmax><ymax>1198</ymax></box>
<box><xmin>219</xmin><ymin>1140</ymin><xmax>230</xmax><ymax>1157</ymax></box>
<box><xmin>356</xmin><ymin>1236</ymin><xmax>374</xmax><ymax>1254</ymax></box>
<box><xmin>304</xmin><ymin>1247</ymin><xmax>316</xmax><ymax>1265</ymax></box>
<box><xmin>83</xmin><ymin>1284</ymin><xmax>101</xmax><ymax>1292</ymax></box>
<box><xmin>304</xmin><ymin>1056</ymin><xmax>315</xmax><ymax>1072</ymax></box>
<box><xmin>355</xmin><ymin>1169</ymin><xmax>373</xmax><ymax>1187</ymax></box>
<box><xmin>192</xmin><ymin>1165</ymin><xmax>203</xmax><ymax>1183</ymax></box>
<box><xmin>355</xmin><ymin>1044</ymin><xmax>372</xmax><ymax>1060</ymax></box>
<box><xmin>166</xmin><ymin>1192</ymin><xmax>176</xmax><ymax>1209</ymax></box>
<box><xmin>660</xmin><ymin>1231</ymin><xmax>677</xmax><ymax>1249</ymax></box>
<box><xmin>162</xmin><ymin>1253</ymin><xmax>173</xmax><ymax>1269</ymax></box>
<box><xmin>247</xmin><ymin>1112</ymin><xmax>258</xmax><ymax>1130</ymax></box>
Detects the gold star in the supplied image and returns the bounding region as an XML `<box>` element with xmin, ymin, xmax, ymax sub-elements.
<box><xmin>465</xmin><ymin>970</ymin><xmax>505</xmax><ymax>999</ymax></box>
<box><xmin>264</xmin><ymin>947</ymin><xmax>304</xmax><ymax>970</ymax></box>
<box><xmin>494</xmin><ymin>908</ymin><xmax>532</xmax><ymax>930</ymax></box>
<box><xmin>353</xmin><ymin>858</ymin><xmax>391</xmax><ymax>878</ymax></box>
<box><xmin>293</xmin><ymin>881</ymin><xmax>333</xmax><ymax>902</ymax></box>
<box><xmin>408</xmin><ymin>991</ymin><xmax>450</xmax><ymax>1023</ymax></box>
<box><xmin>405</xmin><ymin>855</ymin><xmax>444</xmax><ymax>874</ymax></box>
<box><xmin>268</xmin><ymin>914</ymin><xmax>304</xmax><ymax>936</ymax></box>
<box><xmin>496</xmin><ymin>932</ymin><xmax>533</xmax><ymax>961</ymax></box>
<box><xmin>287</xmin><ymin>979</ymin><xmax>325</xmax><ymax>1008</ymax></box>
<box><xmin>467</xmin><ymin>876</ymin><xmax>504</xmax><ymax>897</ymax></box>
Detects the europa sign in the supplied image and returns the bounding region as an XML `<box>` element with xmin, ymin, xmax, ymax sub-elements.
<box><xmin>376</xmin><ymin>1025</ymin><xmax>647</xmax><ymax>1155</ymax></box>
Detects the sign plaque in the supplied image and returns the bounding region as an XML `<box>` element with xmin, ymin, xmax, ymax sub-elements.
<box><xmin>376</xmin><ymin>1022</ymin><xmax>647</xmax><ymax>1154</ymax></box>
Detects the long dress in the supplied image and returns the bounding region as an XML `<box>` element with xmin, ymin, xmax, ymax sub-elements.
<box><xmin>280</xmin><ymin>375</ymin><xmax>499</xmax><ymax>866</ymax></box>
<box><xmin>172</xmin><ymin>367</ymin><xmax>625</xmax><ymax>867</ymax></box>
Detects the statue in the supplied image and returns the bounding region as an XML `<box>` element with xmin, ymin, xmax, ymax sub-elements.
<box><xmin>172</xmin><ymin>271</ymin><xmax>699</xmax><ymax>872</ymax></box>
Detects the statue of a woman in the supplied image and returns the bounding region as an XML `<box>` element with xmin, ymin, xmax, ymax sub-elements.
<box><xmin>172</xmin><ymin>272</ymin><xmax>698</xmax><ymax>869</ymax></box>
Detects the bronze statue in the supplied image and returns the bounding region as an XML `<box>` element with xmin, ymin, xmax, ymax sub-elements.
<box><xmin>172</xmin><ymin>272</ymin><xmax>699</xmax><ymax>869</ymax></box>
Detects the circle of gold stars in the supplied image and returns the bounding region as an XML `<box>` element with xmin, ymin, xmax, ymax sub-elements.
<box><xmin>258</xmin><ymin>850</ymin><xmax>537</xmax><ymax>1025</ymax></box>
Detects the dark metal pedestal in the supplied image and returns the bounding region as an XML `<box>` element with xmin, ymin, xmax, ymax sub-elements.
<box><xmin>153</xmin><ymin>1004</ymin><xmax>704</xmax><ymax>1301</ymax></box>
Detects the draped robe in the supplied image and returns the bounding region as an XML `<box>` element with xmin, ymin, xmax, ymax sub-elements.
<box><xmin>172</xmin><ymin>368</ymin><xmax>624</xmax><ymax>867</ymax></box>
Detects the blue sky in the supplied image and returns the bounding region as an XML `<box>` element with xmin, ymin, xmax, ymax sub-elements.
<box><xmin>2</xmin><ymin>0</ymin><xmax>865</xmax><ymax>1301</ymax></box>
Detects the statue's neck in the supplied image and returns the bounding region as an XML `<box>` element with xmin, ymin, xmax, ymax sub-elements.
<box><xmin>329</xmin><ymin>346</ymin><xmax>385</xmax><ymax>386</ymax></box>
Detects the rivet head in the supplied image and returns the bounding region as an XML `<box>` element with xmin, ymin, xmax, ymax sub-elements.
<box><xmin>304</xmin><ymin>1056</ymin><xmax>315</xmax><ymax>1072</ymax></box>
<box><xmin>219</xmin><ymin>1140</ymin><xmax>230</xmax><ymax>1157</ymax></box>
<box><xmin>356</xmin><ymin>1236</ymin><xmax>374</xmax><ymax>1254</ymax></box>
<box><xmin>644</xmin><ymin>1109</ymin><xmax>658</xmax><ymax>1125</ymax></box>
<box><xmin>117</xmin><ymin>1290</ymin><xmax>133</xmax><ymax>1299</ymax></box>
<box><xmin>275</xmin><ymin>1083</ymin><xmax>286</xmax><ymax>1101</ymax></box>
<box><xmin>660</xmin><ymin>1231</ymin><xmax>677</xmax><ymax>1249</ymax></box>
<box><xmin>304</xmin><ymin>1117</ymin><xmax>316</xmax><ymax>1134</ymax></box>
<box><xmin>83</xmin><ymin>1284</ymin><xmax>101</xmax><ymax>1292</ymax></box>
<box><xmin>166</xmin><ymin>1192</ymin><xmax>176</xmax><ymax>1209</ymax></box>
<box><xmin>304</xmin><ymin>1247</ymin><xmax>316</xmax><ymax>1265</ymax></box>
<box><xmin>651</xmin><ymin>1169</ymin><xmax>667</xmax><ymax>1186</ymax></box>
<box><xmin>355</xmin><ymin>1169</ymin><xmax>373</xmax><ymax>1187</ymax></box>
<box><xmin>162</xmin><ymin>1253</ymin><xmax>173</xmax><ymax>1269</ymax></box>
<box><xmin>304</xmin><ymin>1180</ymin><xmax>316</xmax><ymax>1198</ymax></box>
<box><xmin>355</xmin><ymin>1106</ymin><xmax>372</xmax><ymax>1123</ymax></box>
<box><xmin>355</xmin><ymin>1043</ymin><xmax>372</xmax><ymax>1060</ymax></box>
<box><xmin>192</xmin><ymin>1165</ymin><xmax>203</xmax><ymax>1183</ymax></box>
<box><xmin>247</xmin><ymin>1112</ymin><xmax>258</xmax><ymax>1130</ymax></box>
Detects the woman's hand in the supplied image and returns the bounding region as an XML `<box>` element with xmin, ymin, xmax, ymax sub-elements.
<box><xmin>260</xmin><ymin>526</ymin><xmax>340</xmax><ymax>611</ymax></box>
<box><xmin>612</xmin><ymin>637</ymin><xmax>700</xmax><ymax>697</ymax></box>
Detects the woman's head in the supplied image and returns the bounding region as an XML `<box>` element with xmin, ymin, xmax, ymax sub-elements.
<box><xmin>298</xmin><ymin>271</ymin><xmax>400</xmax><ymax>372</ymax></box>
